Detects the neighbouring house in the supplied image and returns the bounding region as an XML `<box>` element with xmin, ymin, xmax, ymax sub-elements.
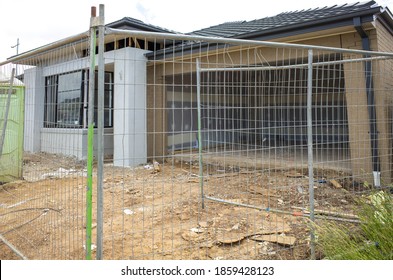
<box><xmin>2</xmin><ymin>1</ymin><xmax>393</xmax><ymax>183</ymax></box>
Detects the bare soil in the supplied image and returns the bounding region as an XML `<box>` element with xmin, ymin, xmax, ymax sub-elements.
<box><xmin>0</xmin><ymin>152</ymin><xmax>361</xmax><ymax>260</ymax></box>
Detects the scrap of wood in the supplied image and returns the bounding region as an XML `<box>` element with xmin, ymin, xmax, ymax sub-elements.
<box><xmin>250</xmin><ymin>234</ymin><xmax>296</xmax><ymax>246</ymax></box>
<box><xmin>329</xmin><ymin>179</ymin><xmax>343</xmax><ymax>189</ymax></box>
<box><xmin>259</xmin><ymin>224</ymin><xmax>292</xmax><ymax>235</ymax></box>
<box><xmin>285</xmin><ymin>172</ymin><xmax>304</xmax><ymax>178</ymax></box>
<box><xmin>291</xmin><ymin>206</ymin><xmax>358</xmax><ymax>219</ymax></box>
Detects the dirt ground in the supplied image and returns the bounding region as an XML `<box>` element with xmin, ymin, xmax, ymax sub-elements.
<box><xmin>0</xmin><ymin>152</ymin><xmax>362</xmax><ymax>260</ymax></box>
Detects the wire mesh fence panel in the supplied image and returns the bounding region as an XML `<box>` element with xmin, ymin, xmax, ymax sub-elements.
<box><xmin>95</xmin><ymin>30</ymin><xmax>393</xmax><ymax>260</ymax></box>
<box><xmin>0</xmin><ymin>36</ymin><xmax>91</xmax><ymax>259</ymax></box>
<box><xmin>1</xmin><ymin>25</ymin><xmax>393</xmax><ymax>260</ymax></box>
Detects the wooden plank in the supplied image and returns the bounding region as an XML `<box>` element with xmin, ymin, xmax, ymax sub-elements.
<box><xmin>285</xmin><ymin>171</ymin><xmax>304</xmax><ymax>178</ymax></box>
<box><xmin>330</xmin><ymin>179</ymin><xmax>343</xmax><ymax>189</ymax></box>
<box><xmin>250</xmin><ymin>235</ymin><xmax>296</xmax><ymax>246</ymax></box>
<box><xmin>291</xmin><ymin>206</ymin><xmax>359</xmax><ymax>219</ymax></box>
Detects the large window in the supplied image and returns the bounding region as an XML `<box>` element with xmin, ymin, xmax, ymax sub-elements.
<box><xmin>44</xmin><ymin>70</ymin><xmax>113</xmax><ymax>128</ymax></box>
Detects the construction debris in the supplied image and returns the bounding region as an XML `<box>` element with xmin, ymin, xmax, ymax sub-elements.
<box><xmin>250</xmin><ymin>234</ymin><xmax>296</xmax><ymax>246</ymax></box>
<box><xmin>286</xmin><ymin>171</ymin><xmax>304</xmax><ymax>178</ymax></box>
<box><xmin>330</xmin><ymin>179</ymin><xmax>343</xmax><ymax>189</ymax></box>
<box><xmin>153</xmin><ymin>161</ymin><xmax>161</xmax><ymax>173</ymax></box>
<box><xmin>40</xmin><ymin>167</ymin><xmax>87</xmax><ymax>179</ymax></box>
<box><xmin>143</xmin><ymin>160</ymin><xmax>162</xmax><ymax>174</ymax></box>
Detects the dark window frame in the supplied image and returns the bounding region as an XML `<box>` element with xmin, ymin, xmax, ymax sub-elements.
<box><xmin>44</xmin><ymin>70</ymin><xmax>114</xmax><ymax>128</ymax></box>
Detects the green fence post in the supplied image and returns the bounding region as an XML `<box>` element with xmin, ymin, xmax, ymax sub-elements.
<box><xmin>86</xmin><ymin>6</ymin><xmax>97</xmax><ymax>260</ymax></box>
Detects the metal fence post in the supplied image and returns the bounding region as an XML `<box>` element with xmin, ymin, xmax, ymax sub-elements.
<box><xmin>196</xmin><ymin>58</ymin><xmax>205</xmax><ymax>209</ymax></box>
<box><xmin>2</xmin><ymin>24</ymin><xmax>392</xmax><ymax>260</ymax></box>
<box><xmin>86</xmin><ymin>6</ymin><xmax>97</xmax><ymax>260</ymax></box>
<box><xmin>96</xmin><ymin>3</ymin><xmax>105</xmax><ymax>260</ymax></box>
<box><xmin>307</xmin><ymin>49</ymin><xmax>316</xmax><ymax>260</ymax></box>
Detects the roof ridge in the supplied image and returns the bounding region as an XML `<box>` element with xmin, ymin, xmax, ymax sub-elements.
<box><xmin>107</xmin><ymin>16</ymin><xmax>179</xmax><ymax>34</ymax></box>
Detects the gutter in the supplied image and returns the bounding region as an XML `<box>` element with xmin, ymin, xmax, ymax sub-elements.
<box><xmin>375</xmin><ymin>7</ymin><xmax>393</xmax><ymax>37</ymax></box>
<box><xmin>353</xmin><ymin>16</ymin><xmax>381</xmax><ymax>188</ymax></box>
<box><xmin>0</xmin><ymin>31</ymin><xmax>89</xmax><ymax>66</ymax></box>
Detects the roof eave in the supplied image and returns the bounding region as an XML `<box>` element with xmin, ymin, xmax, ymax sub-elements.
<box><xmin>376</xmin><ymin>7</ymin><xmax>393</xmax><ymax>36</ymax></box>
<box><xmin>146</xmin><ymin>6</ymin><xmax>386</xmax><ymax>61</ymax></box>
<box><xmin>1</xmin><ymin>31</ymin><xmax>89</xmax><ymax>66</ymax></box>
<box><xmin>234</xmin><ymin>7</ymin><xmax>382</xmax><ymax>40</ymax></box>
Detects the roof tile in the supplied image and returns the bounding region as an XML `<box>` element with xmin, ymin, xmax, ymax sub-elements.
<box><xmin>188</xmin><ymin>1</ymin><xmax>379</xmax><ymax>38</ymax></box>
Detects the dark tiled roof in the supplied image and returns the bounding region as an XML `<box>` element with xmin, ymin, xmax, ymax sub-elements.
<box><xmin>107</xmin><ymin>17</ymin><xmax>177</xmax><ymax>33</ymax></box>
<box><xmin>188</xmin><ymin>1</ymin><xmax>380</xmax><ymax>38</ymax></box>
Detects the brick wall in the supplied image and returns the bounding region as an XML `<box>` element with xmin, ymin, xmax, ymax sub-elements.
<box><xmin>374</xmin><ymin>19</ymin><xmax>393</xmax><ymax>183</ymax></box>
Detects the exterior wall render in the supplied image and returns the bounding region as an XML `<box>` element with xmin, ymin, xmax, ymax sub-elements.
<box><xmin>113</xmin><ymin>47</ymin><xmax>148</xmax><ymax>166</ymax></box>
<box><xmin>40</xmin><ymin>127</ymin><xmax>113</xmax><ymax>159</ymax></box>
<box><xmin>24</xmin><ymin>66</ymin><xmax>45</xmax><ymax>153</ymax></box>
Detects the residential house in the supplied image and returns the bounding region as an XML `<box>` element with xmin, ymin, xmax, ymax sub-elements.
<box><xmin>3</xmin><ymin>1</ymin><xmax>393</xmax><ymax>183</ymax></box>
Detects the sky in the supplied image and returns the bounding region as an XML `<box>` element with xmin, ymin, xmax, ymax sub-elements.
<box><xmin>1</xmin><ymin>0</ymin><xmax>393</xmax><ymax>62</ymax></box>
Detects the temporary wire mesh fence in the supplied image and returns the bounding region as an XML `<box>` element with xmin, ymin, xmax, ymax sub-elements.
<box><xmin>0</xmin><ymin>35</ymin><xmax>91</xmax><ymax>260</ymax></box>
<box><xmin>1</xmin><ymin>24</ymin><xmax>393</xmax><ymax>260</ymax></box>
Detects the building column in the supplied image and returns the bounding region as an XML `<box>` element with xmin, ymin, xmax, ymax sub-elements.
<box><xmin>24</xmin><ymin>66</ymin><xmax>44</xmax><ymax>153</ymax></box>
<box><xmin>113</xmin><ymin>48</ymin><xmax>148</xmax><ymax>167</ymax></box>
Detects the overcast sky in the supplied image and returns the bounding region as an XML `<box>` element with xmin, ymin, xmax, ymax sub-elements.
<box><xmin>1</xmin><ymin>0</ymin><xmax>393</xmax><ymax>62</ymax></box>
